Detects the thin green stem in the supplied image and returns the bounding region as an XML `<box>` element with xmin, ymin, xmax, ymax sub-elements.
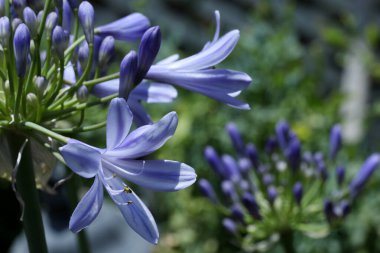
<box><xmin>14</xmin><ymin>77</ymin><xmax>24</xmax><ymax>122</ymax></box>
<box><xmin>52</xmin><ymin>120</ymin><xmax>106</xmax><ymax>133</ymax></box>
<box><xmin>8</xmin><ymin>133</ymin><xmax>48</xmax><ymax>253</ymax></box>
<box><xmin>84</xmin><ymin>72</ymin><xmax>120</xmax><ymax>88</ymax></box>
<box><xmin>23</xmin><ymin>121</ymin><xmax>69</xmax><ymax>143</ymax></box>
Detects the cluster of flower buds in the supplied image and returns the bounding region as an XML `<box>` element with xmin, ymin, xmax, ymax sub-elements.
<box><xmin>0</xmin><ymin>0</ymin><xmax>251</xmax><ymax>245</ymax></box>
<box><xmin>199</xmin><ymin>122</ymin><xmax>379</xmax><ymax>251</ymax></box>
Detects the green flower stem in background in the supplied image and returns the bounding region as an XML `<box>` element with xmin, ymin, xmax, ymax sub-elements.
<box><xmin>8</xmin><ymin>132</ymin><xmax>48</xmax><ymax>253</ymax></box>
<box><xmin>67</xmin><ymin>173</ymin><xmax>91</xmax><ymax>253</ymax></box>
<box><xmin>280</xmin><ymin>229</ymin><xmax>295</xmax><ymax>253</ymax></box>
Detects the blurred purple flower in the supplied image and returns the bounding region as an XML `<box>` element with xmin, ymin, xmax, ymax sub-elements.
<box><xmin>60</xmin><ymin>98</ymin><xmax>196</xmax><ymax>244</ymax></box>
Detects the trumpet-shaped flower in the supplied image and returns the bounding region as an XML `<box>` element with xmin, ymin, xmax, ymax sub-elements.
<box><xmin>60</xmin><ymin>98</ymin><xmax>196</xmax><ymax>244</ymax></box>
<box><xmin>93</xmin><ymin>11</ymin><xmax>251</xmax><ymax>109</ymax></box>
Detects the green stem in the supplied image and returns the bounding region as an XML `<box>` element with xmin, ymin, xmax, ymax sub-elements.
<box><xmin>67</xmin><ymin>174</ymin><xmax>91</xmax><ymax>253</ymax></box>
<box><xmin>23</xmin><ymin>121</ymin><xmax>69</xmax><ymax>143</ymax></box>
<box><xmin>8</xmin><ymin>133</ymin><xmax>48</xmax><ymax>253</ymax></box>
<box><xmin>280</xmin><ymin>229</ymin><xmax>295</xmax><ymax>253</ymax></box>
<box><xmin>84</xmin><ymin>72</ymin><xmax>120</xmax><ymax>88</ymax></box>
<box><xmin>52</xmin><ymin>120</ymin><xmax>106</xmax><ymax>133</ymax></box>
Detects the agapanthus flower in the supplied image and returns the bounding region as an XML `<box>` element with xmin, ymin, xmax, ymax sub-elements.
<box><xmin>199</xmin><ymin>121</ymin><xmax>379</xmax><ymax>251</ymax></box>
<box><xmin>60</xmin><ymin>98</ymin><xmax>196</xmax><ymax>244</ymax></box>
<box><xmin>93</xmin><ymin>11</ymin><xmax>251</xmax><ymax>111</ymax></box>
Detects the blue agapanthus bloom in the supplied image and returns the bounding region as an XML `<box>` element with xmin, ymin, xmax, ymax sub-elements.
<box><xmin>93</xmin><ymin>11</ymin><xmax>252</xmax><ymax>114</ymax></box>
<box><xmin>60</xmin><ymin>98</ymin><xmax>196</xmax><ymax>244</ymax></box>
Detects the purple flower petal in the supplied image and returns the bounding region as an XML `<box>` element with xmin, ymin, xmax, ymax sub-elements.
<box><xmin>127</xmin><ymin>99</ymin><xmax>152</xmax><ymax>126</ymax></box>
<box><xmin>157</xmin><ymin>30</ymin><xmax>239</xmax><ymax>70</ymax></box>
<box><xmin>101</xmin><ymin>174</ymin><xmax>159</xmax><ymax>244</ymax></box>
<box><xmin>102</xmin><ymin>158</ymin><xmax>196</xmax><ymax>191</ymax></box>
<box><xmin>69</xmin><ymin>176</ymin><xmax>103</xmax><ymax>232</ymax></box>
<box><xmin>95</xmin><ymin>13</ymin><xmax>150</xmax><ymax>41</ymax></box>
<box><xmin>106</xmin><ymin>98</ymin><xmax>133</xmax><ymax>149</ymax></box>
<box><xmin>59</xmin><ymin>139</ymin><xmax>101</xmax><ymax>178</ymax></box>
<box><xmin>105</xmin><ymin>111</ymin><xmax>178</xmax><ymax>158</ymax></box>
<box><xmin>92</xmin><ymin>80</ymin><xmax>177</xmax><ymax>103</ymax></box>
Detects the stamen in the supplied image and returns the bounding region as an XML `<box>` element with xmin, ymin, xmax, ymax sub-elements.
<box><xmin>123</xmin><ymin>186</ymin><xmax>132</xmax><ymax>193</ymax></box>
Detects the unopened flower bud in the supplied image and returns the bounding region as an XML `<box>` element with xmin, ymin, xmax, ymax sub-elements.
<box><xmin>230</xmin><ymin>204</ymin><xmax>245</xmax><ymax>224</ymax></box>
<box><xmin>13</xmin><ymin>24</ymin><xmax>31</xmax><ymax>77</ymax></box>
<box><xmin>329</xmin><ymin>124</ymin><xmax>342</xmax><ymax>160</ymax></box>
<box><xmin>76</xmin><ymin>85</ymin><xmax>88</xmax><ymax>102</ymax></box>
<box><xmin>242</xmin><ymin>192</ymin><xmax>261</xmax><ymax>220</ymax></box>
<box><xmin>198</xmin><ymin>179</ymin><xmax>218</xmax><ymax>204</ymax></box>
<box><xmin>292</xmin><ymin>182</ymin><xmax>303</xmax><ymax>205</ymax></box>
<box><xmin>78</xmin><ymin>1</ymin><xmax>94</xmax><ymax>43</ymax></box>
<box><xmin>286</xmin><ymin>137</ymin><xmax>301</xmax><ymax>171</ymax></box>
<box><xmin>78</xmin><ymin>41</ymin><xmax>89</xmax><ymax>68</ymax></box>
<box><xmin>262</xmin><ymin>173</ymin><xmax>274</xmax><ymax>186</ymax></box>
<box><xmin>222</xmin><ymin>154</ymin><xmax>241</xmax><ymax>183</ymax></box>
<box><xmin>246</xmin><ymin>143</ymin><xmax>259</xmax><ymax>169</ymax></box>
<box><xmin>119</xmin><ymin>50</ymin><xmax>138</xmax><ymax>98</ymax></box>
<box><xmin>26</xmin><ymin>92</ymin><xmax>39</xmax><ymax>120</ymax></box>
<box><xmin>98</xmin><ymin>36</ymin><xmax>115</xmax><ymax>68</ymax></box>
<box><xmin>23</xmin><ymin>7</ymin><xmax>38</xmax><ymax>38</ymax></box>
<box><xmin>265</xmin><ymin>136</ymin><xmax>277</xmax><ymax>154</ymax></box>
<box><xmin>324</xmin><ymin>199</ymin><xmax>336</xmax><ymax>223</ymax></box>
<box><xmin>37</xmin><ymin>11</ymin><xmax>44</xmax><ymax>26</ymax></box>
<box><xmin>226</xmin><ymin>122</ymin><xmax>245</xmax><ymax>155</ymax></box>
<box><xmin>33</xmin><ymin>76</ymin><xmax>48</xmax><ymax>98</ymax></box>
<box><xmin>0</xmin><ymin>0</ymin><xmax>4</xmax><ymax>16</ymax></box>
<box><xmin>0</xmin><ymin>17</ymin><xmax>10</xmax><ymax>48</ymax></box>
<box><xmin>350</xmin><ymin>154</ymin><xmax>380</xmax><ymax>198</ymax></box>
<box><xmin>267</xmin><ymin>185</ymin><xmax>277</xmax><ymax>205</ymax></box>
<box><xmin>12</xmin><ymin>18</ymin><xmax>22</xmax><ymax>31</ymax></box>
<box><xmin>46</xmin><ymin>12</ymin><xmax>58</xmax><ymax>36</ymax></box>
<box><xmin>204</xmin><ymin>146</ymin><xmax>225</xmax><ymax>178</ymax></box>
<box><xmin>336</xmin><ymin>165</ymin><xmax>345</xmax><ymax>186</ymax></box>
<box><xmin>222</xmin><ymin>218</ymin><xmax>237</xmax><ymax>234</ymax></box>
<box><xmin>276</xmin><ymin>121</ymin><xmax>290</xmax><ymax>150</ymax></box>
<box><xmin>52</xmin><ymin>25</ymin><xmax>69</xmax><ymax>57</ymax></box>
<box><xmin>221</xmin><ymin>180</ymin><xmax>237</xmax><ymax>201</ymax></box>
<box><xmin>63</xmin><ymin>0</ymin><xmax>73</xmax><ymax>32</ymax></box>
<box><xmin>67</xmin><ymin>0</ymin><xmax>78</xmax><ymax>10</ymax></box>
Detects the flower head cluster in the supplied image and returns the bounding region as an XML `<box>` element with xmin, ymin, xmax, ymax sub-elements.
<box><xmin>0</xmin><ymin>0</ymin><xmax>251</xmax><ymax>244</ymax></box>
<box><xmin>199</xmin><ymin>122</ymin><xmax>379</xmax><ymax>251</ymax></box>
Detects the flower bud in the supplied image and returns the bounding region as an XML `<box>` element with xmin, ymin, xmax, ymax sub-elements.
<box><xmin>13</xmin><ymin>24</ymin><xmax>31</xmax><ymax>77</ymax></box>
<box><xmin>267</xmin><ymin>185</ymin><xmax>277</xmax><ymax>205</ymax></box>
<box><xmin>76</xmin><ymin>85</ymin><xmax>88</xmax><ymax>102</ymax></box>
<box><xmin>0</xmin><ymin>0</ymin><xmax>5</xmax><ymax>17</ymax></box>
<box><xmin>26</xmin><ymin>92</ymin><xmax>39</xmax><ymax>120</ymax></box>
<box><xmin>339</xmin><ymin>200</ymin><xmax>350</xmax><ymax>217</ymax></box>
<box><xmin>78</xmin><ymin>41</ymin><xmax>89</xmax><ymax>68</ymax></box>
<box><xmin>323</xmin><ymin>199</ymin><xmax>336</xmax><ymax>223</ymax></box>
<box><xmin>46</xmin><ymin>12</ymin><xmax>58</xmax><ymax>36</ymax></box>
<box><xmin>204</xmin><ymin>146</ymin><xmax>225</xmax><ymax>178</ymax></box>
<box><xmin>0</xmin><ymin>17</ymin><xmax>10</xmax><ymax>48</ymax></box>
<box><xmin>37</xmin><ymin>11</ymin><xmax>44</xmax><ymax>26</ymax></box>
<box><xmin>329</xmin><ymin>124</ymin><xmax>342</xmax><ymax>160</ymax></box>
<box><xmin>242</xmin><ymin>192</ymin><xmax>261</xmax><ymax>220</ymax></box>
<box><xmin>350</xmin><ymin>154</ymin><xmax>380</xmax><ymax>198</ymax></box>
<box><xmin>67</xmin><ymin>0</ymin><xmax>78</xmax><ymax>10</ymax></box>
<box><xmin>246</xmin><ymin>143</ymin><xmax>259</xmax><ymax>169</ymax></box>
<box><xmin>265</xmin><ymin>136</ymin><xmax>277</xmax><ymax>154</ymax></box>
<box><xmin>222</xmin><ymin>218</ymin><xmax>237</xmax><ymax>234</ymax></box>
<box><xmin>23</xmin><ymin>7</ymin><xmax>38</xmax><ymax>38</ymax></box>
<box><xmin>238</xmin><ymin>157</ymin><xmax>251</xmax><ymax>174</ymax></box>
<box><xmin>33</xmin><ymin>76</ymin><xmax>48</xmax><ymax>98</ymax></box>
<box><xmin>78</xmin><ymin>1</ymin><xmax>94</xmax><ymax>43</ymax></box>
<box><xmin>222</xmin><ymin>154</ymin><xmax>241</xmax><ymax>183</ymax></box>
<box><xmin>230</xmin><ymin>204</ymin><xmax>245</xmax><ymax>224</ymax></box>
<box><xmin>98</xmin><ymin>36</ymin><xmax>115</xmax><ymax>68</ymax></box>
<box><xmin>262</xmin><ymin>173</ymin><xmax>274</xmax><ymax>186</ymax></box>
<box><xmin>198</xmin><ymin>179</ymin><xmax>218</xmax><ymax>204</ymax></box>
<box><xmin>316</xmin><ymin>160</ymin><xmax>328</xmax><ymax>181</ymax></box>
<box><xmin>52</xmin><ymin>25</ymin><xmax>69</xmax><ymax>58</ymax></box>
<box><xmin>221</xmin><ymin>180</ymin><xmax>237</xmax><ymax>201</ymax></box>
<box><xmin>226</xmin><ymin>122</ymin><xmax>245</xmax><ymax>155</ymax></box>
<box><xmin>119</xmin><ymin>50</ymin><xmax>138</xmax><ymax>98</ymax></box>
<box><xmin>12</xmin><ymin>18</ymin><xmax>22</xmax><ymax>31</ymax></box>
<box><xmin>292</xmin><ymin>182</ymin><xmax>303</xmax><ymax>205</ymax></box>
<box><xmin>62</xmin><ymin>0</ymin><xmax>73</xmax><ymax>31</ymax></box>
<box><xmin>276</xmin><ymin>121</ymin><xmax>290</xmax><ymax>150</ymax></box>
<box><xmin>286</xmin><ymin>137</ymin><xmax>301</xmax><ymax>171</ymax></box>
<box><xmin>336</xmin><ymin>165</ymin><xmax>345</xmax><ymax>186</ymax></box>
